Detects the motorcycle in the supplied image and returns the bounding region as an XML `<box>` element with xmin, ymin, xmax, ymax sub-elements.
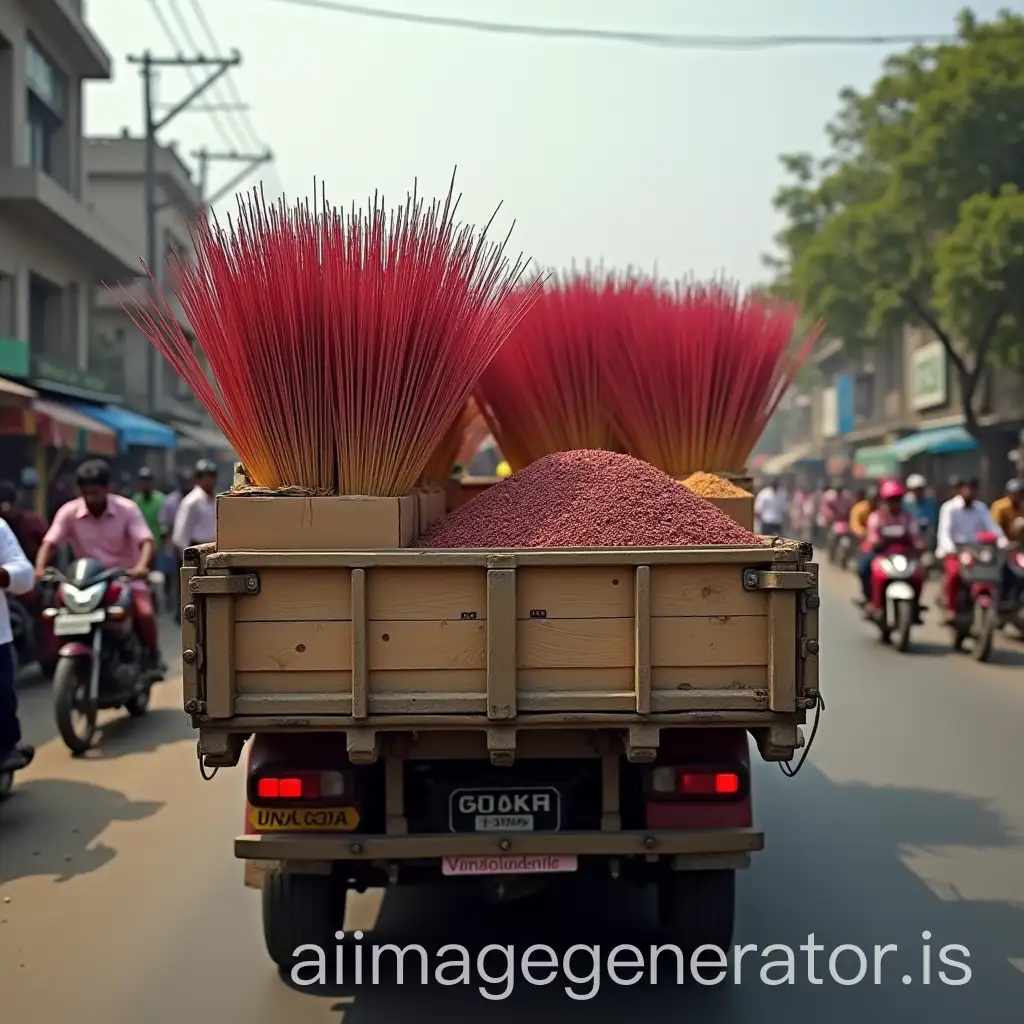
<box><xmin>827</xmin><ymin>521</ymin><xmax>856</xmax><ymax>569</ymax></box>
<box><xmin>8</xmin><ymin>584</ymin><xmax>61</xmax><ymax>679</ymax></box>
<box><xmin>41</xmin><ymin>561</ymin><xmax>163</xmax><ymax>754</ymax></box>
<box><xmin>998</xmin><ymin>543</ymin><xmax>1024</xmax><ymax>639</ymax></box>
<box><xmin>916</xmin><ymin>518</ymin><xmax>937</xmax><ymax>575</ymax></box>
<box><xmin>948</xmin><ymin>533</ymin><xmax>1004</xmax><ymax>662</ymax></box>
<box><xmin>861</xmin><ymin>529</ymin><xmax>926</xmax><ymax>651</ymax></box>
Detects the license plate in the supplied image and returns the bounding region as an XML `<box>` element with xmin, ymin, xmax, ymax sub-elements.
<box><xmin>53</xmin><ymin>612</ymin><xmax>105</xmax><ymax>636</ymax></box>
<box><xmin>248</xmin><ymin>807</ymin><xmax>360</xmax><ymax>832</ymax></box>
<box><xmin>442</xmin><ymin>855</ymin><xmax>577</xmax><ymax>876</ymax></box>
<box><xmin>449</xmin><ymin>787</ymin><xmax>560</xmax><ymax>833</ymax></box>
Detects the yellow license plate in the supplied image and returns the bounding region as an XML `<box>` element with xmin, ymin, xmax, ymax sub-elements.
<box><xmin>249</xmin><ymin>807</ymin><xmax>360</xmax><ymax>832</ymax></box>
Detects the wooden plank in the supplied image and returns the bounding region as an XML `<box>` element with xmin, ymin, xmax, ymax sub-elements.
<box><xmin>486</xmin><ymin>567</ymin><xmax>517</xmax><ymax>720</ymax></box>
<box><xmin>519</xmin><ymin>667</ymin><xmax>630</xmax><ymax>691</ymax></box>
<box><xmin>515</xmin><ymin>567</ymin><xmax>633</xmax><ymax>619</ymax></box>
<box><xmin>652</xmin><ymin>616</ymin><xmax>767</xmax><ymax>667</ymax></box>
<box><xmin>234</xmin><ymin>568</ymin><xmax>351</xmax><ymax>622</ymax></box>
<box><xmin>234</xmin><ymin>621</ymin><xmax>352</xmax><ymax>672</ymax></box>
<box><xmin>236</xmin><ymin>670</ymin><xmax>352</xmax><ymax>695</ymax></box>
<box><xmin>767</xmin><ymin>591</ymin><xmax>797</xmax><ymax>712</ymax></box>
<box><xmin>369</xmin><ymin>669</ymin><xmax>486</xmax><ymax>694</ymax></box>
<box><xmin>367</xmin><ymin>620</ymin><xmax>486</xmax><ymax>670</ymax></box>
<box><xmin>651</xmin><ymin>665</ymin><xmax>768</xmax><ymax>691</ymax></box>
<box><xmin>518</xmin><ymin>619</ymin><xmax>634</xmax><ymax>669</ymax></box>
<box><xmin>650</xmin><ymin>564</ymin><xmax>765</xmax><ymax>617</ymax></box>
<box><xmin>350</xmin><ymin>568</ymin><xmax>368</xmax><ymax>719</ymax></box>
<box><xmin>634</xmin><ymin>565</ymin><xmax>651</xmax><ymax>715</ymax></box>
<box><xmin>368</xmin><ymin>567</ymin><xmax>486</xmax><ymax>621</ymax></box>
<box><xmin>180</xmin><ymin>566</ymin><xmax>199</xmax><ymax>708</ymax></box>
<box><xmin>206</xmin><ymin>544</ymin><xmax>802</xmax><ymax>570</ymax></box>
<box><xmin>204</xmin><ymin>572</ymin><xmax>235</xmax><ymax>717</ymax></box>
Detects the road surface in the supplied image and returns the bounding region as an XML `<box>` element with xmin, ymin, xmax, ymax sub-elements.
<box><xmin>2</xmin><ymin>564</ymin><xmax>1023</xmax><ymax>1021</ymax></box>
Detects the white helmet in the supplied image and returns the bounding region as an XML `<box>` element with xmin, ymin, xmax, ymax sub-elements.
<box><xmin>906</xmin><ymin>473</ymin><xmax>927</xmax><ymax>490</ymax></box>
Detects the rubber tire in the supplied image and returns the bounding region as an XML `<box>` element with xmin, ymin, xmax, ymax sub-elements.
<box><xmin>973</xmin><ymin>605</ymin><xmax>996</xmax><ymax>663</ymax></box>
<box><xmin>657</xmin><ymin>870</ymin><xmax>736</xmax><ymax>953</ymax></box>
<box><xmin>262</xmin><ymin>869</ymin><xmax>345</xmax><ymax>970</ymax></box>
<box><xmin>126</xmin><ymin>685</ymin><xmax>150</xmax><ymax>717</ymax></box>
<box><xmin>53</xmin><ymin>658</ymin><xmax>97</xmax><ymax>755</ymax></box>
<box><xmin>894</xmin><ymin>601</ymin><xmax>914</xmax><ymax>653</ymax></box>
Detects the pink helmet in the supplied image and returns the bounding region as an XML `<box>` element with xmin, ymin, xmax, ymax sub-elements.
<box><xmin>879</xmin><ymin>478</ymin><xmax>906</xmax><ymax>501</ymax></box>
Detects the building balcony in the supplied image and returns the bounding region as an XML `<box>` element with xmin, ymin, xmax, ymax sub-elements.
<box><xmin>32</xmin><ymin>350</ymin><xmax>123</xmax><ymax>403</ymax></box>
<box><xmin>0</xmin><ymin>168</ymin><xmax>140</xmax><ymax>280</ymax></box>
<box><xmin>32</xmin><ymin>0</ymin><xmax>112</xmax><ymax>79</ymax></box>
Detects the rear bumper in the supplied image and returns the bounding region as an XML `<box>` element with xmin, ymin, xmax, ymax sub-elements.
<box><xmin>235</xmin><ymin>826</ymin><xmax>764</xmax><ymax>862</ymax></box>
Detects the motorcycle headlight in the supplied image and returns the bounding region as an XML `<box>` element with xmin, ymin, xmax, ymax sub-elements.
<box><xmin>61</xmin><ymin>583</ymin><xmax>105</xmax><ymax>613</ymax></box>
<box><xmin>978</xmin><ymin>549</ymin><xmax>995</xmax><ymax>564</ymax></box>
<box><xmin>890</xmin><ymin>554</ymin><xmax>909</xmax><ymax>573</ymax></box>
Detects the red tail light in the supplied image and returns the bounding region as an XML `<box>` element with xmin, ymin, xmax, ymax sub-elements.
<box><xmin>105</xmin><ymin>581</ymin><xmax>124</xmax><ymax>605</ymax></box>
<box><xmin>649</xmin><ymin>766</ymin><xmax>746</xmax><ymax>801</ymax></box>
<box><xmin>250</xmin><ymin>769</ymin><xmax>346</xmax><ymax>805</ymax></box>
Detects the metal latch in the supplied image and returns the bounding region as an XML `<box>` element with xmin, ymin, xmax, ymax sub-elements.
<box><xmin>742</xmin><ymin>569</ymin><xmax>815</xmax><ymax>591</ymax></box>
<box><xmin>189</xmin><ymin>573</ymin><xmax>260</xmax><ymax>596</ymax></box>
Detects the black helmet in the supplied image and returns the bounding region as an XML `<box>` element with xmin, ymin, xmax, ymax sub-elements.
<box><xmin>1007</xmin><ymin>479</ymin><xmax>1024</xmax><ymax>495</ymax></box>
<box><xmin>194</xmin><ymin>459</ymin><xmax>218</xmax><ymax>477</ymax></box>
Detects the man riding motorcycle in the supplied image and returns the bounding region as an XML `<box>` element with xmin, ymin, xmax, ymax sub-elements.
<box><xmin>851</xmin><ymin>485</ymin><xmax>879</xmax><ymax>601</ymax></box>
<box><xmin>859</xmin><ymin>480</ymin><xmax>921</xmax><ymax>607</ymax></box>
<box><xmin>935</xmin><ymin>476</ymin><xmax>1006</xmax><ymax>623</ymax></box>
<box><xmin>904</xmin><ymin>474</ymin><xmax>938</xmax><ymax>532</ymax></box>
<box><xmin>34</xmin><ymin>459</ymin><xmax>162</xmax><ymax>670</ymax></box>
<box><xmin>990</xmin><ymin>478</ymin><xmax>1024</xmax><ymax>600</ymax></box>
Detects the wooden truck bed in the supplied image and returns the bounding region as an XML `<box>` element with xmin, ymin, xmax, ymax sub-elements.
<box><xmin>181</xmin><ymin>541</ymin><xmax>819</xmax><ymax>769</ymax></box>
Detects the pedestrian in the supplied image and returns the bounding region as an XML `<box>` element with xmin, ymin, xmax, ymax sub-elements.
<box><xmin>754</xmin><ymin>478</ymin><xmax>786</xmax><ymax>536</ymax></box>
<box><xmin>172</xmin><ymin>461</ymin><xmax>218</xmax><ymax>553</ymax></box>
<box><xmin>132</xmin><ymin>468</ymin><xmax>166</xmax><ymax>567</ymax></box>
<box><xmin>158</xmin><ymin>470</ymin><xmax>195</xmax><ymax>615</ymax></box>
<box><xmin>0</xmin><ymin>517</ymin><xmax>37</xmax><ymax>773</ymax></box>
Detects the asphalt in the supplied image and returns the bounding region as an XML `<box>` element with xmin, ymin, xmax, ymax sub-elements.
<box><xmin>2</xmin><ymin>563</ymin><xmax>1023</xmax><ymax>1021</ymax></box>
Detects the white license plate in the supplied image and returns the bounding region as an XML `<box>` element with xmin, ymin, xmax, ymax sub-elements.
<box><xmin>53</xmin><ymin>611</ymin><xmax>105</xmax><ymax>636</ymax></box>
<box><xmin>886</xmin><ymin>582</ymin><xmax>915</xmax><ymax>601</ymax></box>
<box><xmin>442</xmin><ymin>855</ymin><xmax>577</xmax><ymax>877</ymax></box>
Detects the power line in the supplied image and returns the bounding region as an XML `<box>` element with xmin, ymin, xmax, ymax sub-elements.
<box><xmin>266</xmin><ymin>0</ymin><xmax>957</xmax><ymax>50</ymax></box>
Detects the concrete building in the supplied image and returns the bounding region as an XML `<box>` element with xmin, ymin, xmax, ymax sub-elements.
<box><xmin>0</xmin><ymin>0</ymin><xmax>139</xmax><ymax>397</ymax></box>
<box><xmin>85</xmin><ymin>132</ymin><xmax>230</xmax><ymax>460</ymax></box>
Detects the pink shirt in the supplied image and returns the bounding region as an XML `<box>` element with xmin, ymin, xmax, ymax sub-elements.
<box><xmin>865</xmin><ymin>508</ymin><xmax>919</xmax><ymax>552</ymax></box>
<box><xmin>43</xmin><ymin>495</ymin><xmax>154</xmax><ymax>571</ymax></box>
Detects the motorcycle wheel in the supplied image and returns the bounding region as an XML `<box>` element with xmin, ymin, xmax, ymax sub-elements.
<box><xmin>894</xmin><ymin>602</ymin><xmax>914</xmax><ymax>653</ymax></box>
<box><xmin>126</xmin><ymin>685</ymin><xmax>150</xmax><ymax>718</ymax></box>
<box><xmin>972</xmin><ymin>605</ymin><xmax>996</xmax><ymax>663</ymax></box>
<box><xmin>53</xmin><ymin>659</ymin><xmax>98</xmax><ymax>754</ymax></box>
<box><xmin>0</xmin><ymin>771</ymin><xmax>12</xmax><ymax>801</ymax></box>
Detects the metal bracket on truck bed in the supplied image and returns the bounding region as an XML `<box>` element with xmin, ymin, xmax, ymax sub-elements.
<box><xmin>188</xmin><ymin>572</ymin><xmax>260</xmax><ymax>596</ymax></box>
<box><xmin>742</xmin><ymin>569</ymin><xmax>815</xmax><ymax>591</ymax></box>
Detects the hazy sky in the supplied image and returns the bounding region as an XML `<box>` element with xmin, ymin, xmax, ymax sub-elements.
<box><xmin>83</xmin><ymin>0</ymin><xmax>1014</xmax><ymax>285</ymax></box>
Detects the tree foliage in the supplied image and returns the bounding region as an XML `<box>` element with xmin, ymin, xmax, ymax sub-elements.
<box><xmin>767</xmin><ymin>9</ymin><xmax>1024</xmax><ymax>432</ymax></box>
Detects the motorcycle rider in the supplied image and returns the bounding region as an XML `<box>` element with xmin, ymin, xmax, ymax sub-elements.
<box><xmin>34</xmin><ymin>459</ymin><xmax>162</xmax><ymax>670</ymax></box>
<box><xmin>904</xmin><ymin>474</ymin><xmax>938</xmax><ymax>532</ymax></box>
<box><xmin>990</xmin><ymin>478</ymin><xmax>1024</xmax><ymax>599</ymax></box>
<box><xmin>0</xmin><ymin>518</ymin><xmax>37</xmax><ymax>773</ymax></box>
<box><xmin>851</xmin><ymin>485</ymin><xmax>879</xmax><ymax>601</ymax></box>
<box><xmin>861</xmin><ymin>479</ymin><xmax>922</xmax><ymax>610</ymax></box>
<box><xmin>935</xmin><ymin>475</ymin><xmax>1006</xmax><ymax>622</ymax></box>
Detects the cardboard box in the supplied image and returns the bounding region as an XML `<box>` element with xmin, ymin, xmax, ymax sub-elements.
<box><xmin>216</xmin><ymin>493</ymin><xmax>419</xmax><ymax>551</ymax></box>
<box><xmin>704</xmin><ymin>495</ymin><xmax>755</xmax><ymax>531</ymax></box>
<box><xmin>416</xmin><ymin>486</ymin><xmax>447</xmax><ymax>533</ymax></box>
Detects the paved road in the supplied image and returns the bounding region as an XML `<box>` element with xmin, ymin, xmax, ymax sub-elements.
<box><xmin>2</xmin><ymin>565</ymin><xmax>1023</xmax><ymax>1021</ymax></box>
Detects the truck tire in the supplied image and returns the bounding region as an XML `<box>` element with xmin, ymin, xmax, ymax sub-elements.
<box><xmin>262</xmin><ymin>869</ymin><xmax>345</xmax><ymax>970</ymax></box>
<box><xmin>657</xmin><ymin>870</ymin><xmax>735</xmax><ymax>953</ymax></box>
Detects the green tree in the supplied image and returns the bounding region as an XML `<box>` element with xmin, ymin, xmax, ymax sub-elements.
<box><xmin>767</xmin><ymin>9</ymin><xmax>1024</xmax><ymax>441</ymax></box>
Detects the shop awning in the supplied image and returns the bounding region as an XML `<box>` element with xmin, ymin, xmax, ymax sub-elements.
<box><xmin>170</xmin><ymin>419</ymin><xmax>232</xmax><ymax>453</ymax></box>
<box><xmin>886</xmin><ymin>425</ymin><xmax>977</xmax><ymax>461</ymax></box>
<box><xmin>34</xmin><ymin>400</ymin><xmax>118</xmax><ymax>457</ymax></box>
<box><xmin>0</xmin><ymin>376</ymin><xmax>38</xmax><ymax>404</ymax></box>
<box><xmin>71</xmin><ymin>404</ymin><xmax>177</xmax><ymax>451</ymax></box>
<box><xmin>760</xmin><ymin>444</ymin><xmax>819</xmax><ymax>476</ymax></box>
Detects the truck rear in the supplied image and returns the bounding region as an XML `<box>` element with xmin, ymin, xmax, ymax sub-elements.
<box><xmin>181</xmin><ymin>537</ymin><xmax>819</xmax><ymax>965</ymax></box>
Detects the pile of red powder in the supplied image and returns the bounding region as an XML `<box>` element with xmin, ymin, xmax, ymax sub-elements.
<box><xmin>416</xmin><ymin>449</ymin><xmax>760</xmax><ymax>548</ymax></box>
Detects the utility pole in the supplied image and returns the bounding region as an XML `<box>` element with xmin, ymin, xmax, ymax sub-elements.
<box><xmin>126</xmin><ymin>50</ymin><xmax>241</xmax><ymax>416</ymax></box>
<box><xmin>192</xmin><ymin>148</ymin><xmax>274</xmax><ymax>208</ymax></box>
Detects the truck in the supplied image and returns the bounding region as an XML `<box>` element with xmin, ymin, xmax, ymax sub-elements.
<box><xmin>180</xmin><ymin>497</ymin><xmax>820</xmax><ymax>968</ymax></box>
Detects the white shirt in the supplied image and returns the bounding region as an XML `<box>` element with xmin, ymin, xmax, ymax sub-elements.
<box><xmin>754</xmin><ymin>486</ymin><xmax>786</xmax><ymax>525</ymax></box>
<box><xmin>0</xmin><ymin>519</ymin><xmax>36</xmax><ymax>646</ymax></box>
<box><xmin>935</xmin><ymin>495</ymin><xmax>1005</xmax><ymax>558</ymax></box>
<box><xmin>172</xmin><ymin>486</ymin><xmax>217</xmax><ymax>551</ymax></box>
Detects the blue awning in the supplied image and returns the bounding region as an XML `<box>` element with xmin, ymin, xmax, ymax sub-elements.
<box><xmin>887</xmin><ymin>425</ymin><xmax>978</xmax><ymax>461</ymax></box>
<box><xmin>71</xmin><ymin>404</ymin><xmax>177</xmax><ymax>451</ymax></box>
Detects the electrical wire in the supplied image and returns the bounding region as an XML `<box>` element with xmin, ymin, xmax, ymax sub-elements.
<box><xmin>265</xmin><ymin>0</ymin><xmax>957</xmax><ymax>50</ymax></box>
